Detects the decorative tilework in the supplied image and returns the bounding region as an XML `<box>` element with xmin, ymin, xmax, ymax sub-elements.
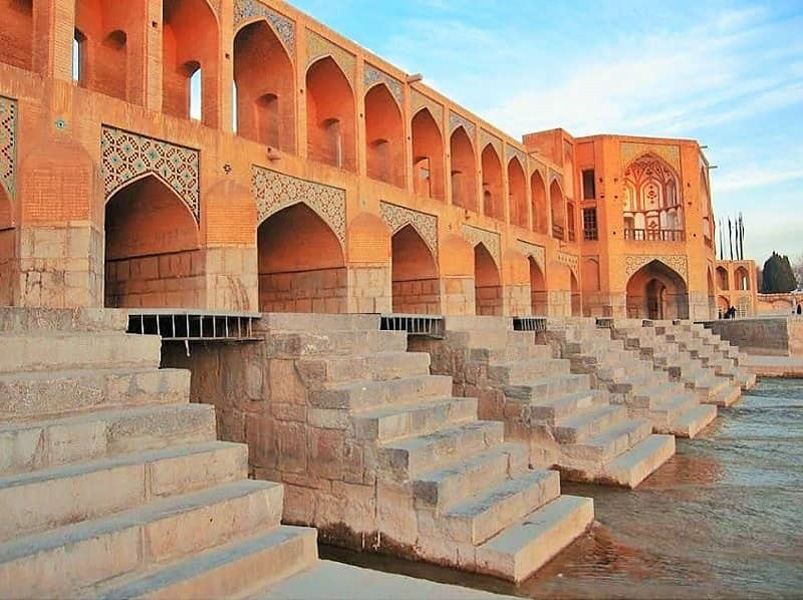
<box><xmin>462</xmin><ymin>224</ymin><xmax>500</xmax><ymax>268</ymax></box>
<box><xmin>306</xmin><ymin>29</ymin><xmax>355</xmax><ymax>85</ymax></box>
<box><xmin>0</xmin><ymin>96</ymin><xmax>17</xmax><ymax>200</ymax></box>
<box><xmin>234</xmin><ymin>0</ymin><xmax>296</xmax><ymax>58</ymax></box>
<box><xmin>625</xmin><ymin>254</ymin><xmax>688</xmax><ymax>284</ymax></box>
<box><xmin>364</xmin><ymin>64</ymin><xmax>403</xmax><ymax>106</ymax></box>
<box><xmin>410</xmin><ymin>90</ymin><xmax>443</xmax><ymax>126</ymax></box>
<box><xmin>621</xmin><ymin>142</ymin><xmax>680</xmax><ymax>173</ymax></box>
<box><xmin>557</xmin><ymin>251</ymin><xmax>579</xmax><ymax>277</ymax></box>
<box><xmin>507</xmin><ymin>144</ymin><xmax>525</xmax><ymax>166</ymax></box>
<box><xmin>449</xmin><ymin>111</ymin><xmax>476</xmax><ymax>138</ymax></box>
<box><xmin>480</xmin><ymin>130</ymin><xmax>502</xmax><ymax>156</ymax></box>
<box><xmin>207</xmin><ymin>0</ymin><xmax>221</xmax><ymax>18</ymax></box>
<box><xmin>549</xmin><ymin>169</ymin><xmax>563</xmax><ymax>186</ymax></box>
<box><xmin>101</xmin><ymin>126</ymin><xmax>200</xmax><ymax>221</ymax></box>
<box><xmin>530</xmin><ymin>160</ymin><xmax>547</xmax><ymax>181</ymax></box>
<box><xmin>252</xmin><ymin>165</ymin><xmax>346</xmax><ymax>246</ymax></box>
<box><xmin>380</xmin><ymin>201</ymin><xmax>438</xmax><ymax>258</ymax></box>
<box><xmin>517</xmin><ymin>240</ymin><xmax>545</xmax><ymax>274</ymax></box>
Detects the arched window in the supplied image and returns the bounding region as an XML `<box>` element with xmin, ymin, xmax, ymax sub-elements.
<box><xmin>623</xmin><ymin>154</ymin><xmax>684</xmax><ymax>241</ymax></box>
<box><xmin>188</xmin><ymin>64</ymin><xmax>202</xmax><ymax>121</ymax></box>
<box><xmin>73</xmin><ymin>30</ymin><xmax>85</xmax><ymax>82</ymax></box>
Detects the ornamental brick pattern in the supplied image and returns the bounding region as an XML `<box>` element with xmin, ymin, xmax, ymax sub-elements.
<box><xmin>625</xmin><ymin>254</ymin><xmax>689</xmax><ymax>283</ymax></box>
<box><xmin>621</xmin><ymin>141</ymin><xmax>681</xmax><ymax>173</ymax></box>
<box><xmin>305</xmin><ymin>29</ymin><xmax>355</xmax><ymax>84</ymax></box>
<box><xmin>380</xmin><ymin>201</ymin><xmax>438</xmax><ymax>258</ymax></box>
<box><xmin>518</xmin><ymin>239</ymin><xmax>546</xmax><ymax>273</ymax></box>
<box><xmin>364</xmin><ymin>64</ymin><xmax>403</xmax><ymax>106</ymax></box>
<box><xmin>481</xmin><ymin>130</ymin><xmax>502</xmax><ymax>156</ymax></box>
<box><xmin>462</xmin><ymin>224</ymin><xmax>500</xmax><ymax>268</ymax></box>
<box><xmin>449</xmin><ymin>110</ymin><xmax>476</xmax><ymax>138</ymax></box>
<box><xmin>410</xmin><ymin>90</ymin><xmax>443</xmax><ymax>126</ymax></box>
<box><xmin>101</xmin><ymin>126</ymin><xmax>201</xmax><ymax>220</ymax></box>
<box><xmin>233</xmin><ymin>0</ymin><xmax>296</xmax><ymax>57</ymax></box>
<box><xmin>0</xmin><ymin>96</ymin><xmax>16</xmax><ymax>200</ymax></box>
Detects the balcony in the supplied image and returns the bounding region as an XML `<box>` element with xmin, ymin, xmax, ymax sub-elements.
<box><xmin>552</xmin><ymin>224</ymin><xmax>565</xmax><ymax>240</ymax></box>
<box><xmin>624</xmin><ymin>228</ymin><xmax>685</xmax><ymax>242</ymax></box>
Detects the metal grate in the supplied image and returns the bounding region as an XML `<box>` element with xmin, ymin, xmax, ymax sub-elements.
<box><xmin>380</xmin><ymin>314</ymin><xmax>445</xmax><ymax>338</ymax></box>
<box><xmin>126</xmin><ymin>309</ymin><xmax>262</xmax><ymax>342</ymax></box>
<box><xmin>596</xmin><ymin>317</ymin><xmax>613</xmax><ymax>328</ymax></box>
<box><xmin>512</xmin><ymin>316</ymin><xmax>547</xmax><ymax>332</ymax></box>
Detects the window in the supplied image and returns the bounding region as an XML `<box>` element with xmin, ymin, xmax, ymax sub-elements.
<box><xmin>583</xmin><ymin>208</ymin><xmax>598</xmax><ymax>241</ymax></box>
<box><xmin>582</xmin><ymin>169</ymin><xmax>596</xmax><ymax>200</ymax></box>
<box><xmin>73</xmin><ymin>30</ymin><xmax>86</xmax><ymax>83</ymax></box>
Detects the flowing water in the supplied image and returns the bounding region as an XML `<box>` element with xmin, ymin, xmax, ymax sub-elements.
<box><xmin>322</xmin><ymin>378</ymin><xmax>803</xmax><ymax>599</ymax></box>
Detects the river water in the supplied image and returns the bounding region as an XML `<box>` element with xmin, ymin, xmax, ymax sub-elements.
<box><xmin>322</xmin><ymin>378</ymin><xmax>803</xmax><ymax>599</ymax></box>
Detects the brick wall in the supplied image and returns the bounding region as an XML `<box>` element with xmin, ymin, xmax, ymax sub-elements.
<box><xmin>105</xmin><ymin>248</ymin><xmax>204</xmax><ymax>308</ymax></box>
<box><xmin>476</xmin><ymin>283</ymin><xmax>503</xmax><ymax>316</ymax></box>
<box><xmin>259</xmin><ymin>267</ymin><xmax>347</xmax><ymax>313</ymax></box>
<box><xmin>391</xmin><ymin>277</ymin><xmax>439</xmax><ymax>314</ymax></box>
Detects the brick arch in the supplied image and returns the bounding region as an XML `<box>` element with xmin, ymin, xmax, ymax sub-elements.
<box><xmin>392</xmin><ymin>224</ymin><xmax>440</xmax><ymax>314</ymax></box>
<box><xmin>306</xmin><ymin>56</ymin><xmax>356</xmax><ymax>171</ymax></box>
<box><xmin>481</xmin><ymin>143</ymin><xmax>503</xmax><ymax>220</ymax></box>
<box><xmin>474</xmin><ymin>242</ymin><xmax>502</xmax><ymax>315</ymax></box>
<box><xmin>508</xmin><ymin>156</ymin><xmax>527</xmax><ymax>229</ymax></box>
<box><xmin>528</xmin><ymin>256</ymin><xmax>547</xmax><ymax>315</ymax></box>
<box><xmin>365</xmin><ymin>82</ymin><xmax>404</xmax><ymax>187</ymax></box>
<box><xmin>626</xmin><ymin>258</ymin><xmax>689</xmax><ymax>319</ymax></box>
<box><xmin>411</xmin><ymin>107</ymin><xmax>444</xmax><ymax>201</ymax></box>
<box><xmin>549</xmin><ymin>178</ymin><xmax>565</xmax><ymax>239</ymax></box>
<box><xmin>450</xmin><ymin>125</ymin><xmax>477</xmax><ymax>211</ymax></box>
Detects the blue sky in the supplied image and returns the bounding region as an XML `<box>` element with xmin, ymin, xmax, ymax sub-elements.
<box><xmin>292</xmin><ymin>0</ymin><xmax>803</xmax><ymax>266</ymax></box>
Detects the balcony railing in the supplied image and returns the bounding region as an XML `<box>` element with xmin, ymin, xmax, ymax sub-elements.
<box><xmin>624</xmin><ymin>228</ymin><xmax>685</xmax><ymax>242</ymax></box>
<box><xmin>552</xmin><ymin>224</ymin><xmax>564</xmax><ymax>240</ymax></box>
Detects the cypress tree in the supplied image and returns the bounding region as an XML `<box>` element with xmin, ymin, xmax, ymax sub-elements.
<box><xmin>762</xmin><ymin>252</ymin><xmax>797</xmax><ymax>293</ymax></box>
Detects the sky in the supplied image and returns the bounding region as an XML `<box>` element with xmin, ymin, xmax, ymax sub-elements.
<box><xmin>291</xmin><ymin>0</ymin><xmax>803</xmax><ymax>266</ymax></box>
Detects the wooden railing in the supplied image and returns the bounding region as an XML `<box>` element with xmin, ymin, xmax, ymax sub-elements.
<box><xmin>623</xmin><ymin>228</ymin><xmax>685</xmax><ymax>242</ymax></box>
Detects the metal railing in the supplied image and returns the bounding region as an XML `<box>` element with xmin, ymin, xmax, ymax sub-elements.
<box><xmin>596</xmin><ymin>317</ymin><xmax>613</xmax><ymax>328</ymax></box>
<box><xmin>126</xmin><ymin>309</ymin><xmax>262</xmax><ymax>342</ymax></box>
<box><xmin>623</xmin><ymin>228</ymin><xmax>685</xmax><ymax>242</ymax></box>
<box><xmin>380</xmin><ymin>313</ymin><xmax>445</xmax><ymax>338</ymax></box>
<box><xmin>512</xmin><ymin>316</ymin><xmax>548</xmax><ymax>332</ymax></box>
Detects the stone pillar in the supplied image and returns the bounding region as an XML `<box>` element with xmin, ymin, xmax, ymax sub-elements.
<box><xmin>345</xmin><ymin>264</ymin><xmax>391</xmax><ymax>313</ymax></box>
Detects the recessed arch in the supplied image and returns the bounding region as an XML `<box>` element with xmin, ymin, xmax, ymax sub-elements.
<box><xmin>412</xmin><ymin>108</ymin><xmax>444</xmax><ymax>201</ymax></box>
<box><xmin>474</xmin><ymin>242</ymin><xmax>502</xmax><ymax>315</ymax></box>
<box><xmin>528</xmin><ymin>256</ymin><xmax>547</xmax><ymax>315</ymax></box>
<box><xmin>450</xmin><ymin>126</ymin><xmax>477</xmax><ymax>212</ymax></box>
<box><xmin>481</xmin><ymin>144</ymin><xmax>503</xmax><ymax>220</ymax></box>
<box><xmin>365</xmin><ymin>83</ymin><xmax>404</xmax><ymax>187</ymax></box>
<box><xmin>530</xmin><ymin>171</ymin><xmax>547</xmax><ymax>234</ymax></box>
<box><xmin>258</xmin><ymin>202</ymin><xmax>346</xmax><ymax>313</ymax></box>
<box><xmin>1</xmin><ymin>0</ymin><xmax>34</xmax><ymax>71</ymax></box>
<box><xmin>626</xmin><ymin>259</ymin><xmax>689</xmax><ymax>319</ymax></box>
<box><xmin>735</xmin><ymin>266</ymin><xmax>750</xmax><ymax>291</ymax></box>
<box><xmin>391</xmin><ymin>224</ymin><xmax>440</xmax><ymax>314</ymax></box>
<box><xmin>306</xmin><ymin>56</ymin><xmax>356</xmax><ymax>171</ymax></box>
<box><xmin>716</xmin><ymin>266</ymin><xmax>729</xmax><ymax>290</ymax></box>
<box><xmin>104</xmin><ymin>174</ymin><xmax>201</xmax><ymax>308</ymax></box>
<box><xmin>550</xmin><ymin>179</ymin><xmax>565</xmax><ymax>239</ymax></box>
<box><xmin>570</xmin><ymin>270</ymin><xmax>581</xmax><ymax>316</ymax></box>
<box><xmin>508</xmin><ymin>157</ymin><xmax>527</xmax><ymax>228</ymax></box>
<box><xmin>233</xmin><ymin>19</ymin><xmax>295</xmax><ymax>152</ymax></box>
<box><xmin>623</xmin><ymin>152</ymin><xmax>684</xmax><ymax>241</ymax></box>
<box><xmin>0</xmin><ymin>184</ymin><xmax>15</xmax><ymax>305</ymax></box>
<box><xmin>162</xmin><ymin>0</ymin><xmax>219</xmax><ymax>126</ymax></box>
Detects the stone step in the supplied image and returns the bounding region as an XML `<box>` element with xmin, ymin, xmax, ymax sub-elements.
<box><xmin>296</xmin><ymin>351</ymin><xmax>431</xmax><ymax>385</ymax></box>
<box><xmin>310</xmin><ymin>374</ymin><xmax>453</xmax><ymax>411</ymax></box>
<box><xmin>553</xmin><ymin>404</ymin><xmax>629</xmax><ymax>443</ymax></box>
<box><xmin>412</xmin><ymin>443</ymin><xmax>528</xmax><ymax>510</ymax></box>
<box><xmin>440</xmin><ymin>470</ymin><xmax>560</xmax><ymax>545</ymax></box>
<box><xmin>488</xmin><ymin>358</ymin><xmax>570</xmax><ymax>385</ymax></box>
<box><xmin>379</xmin><ymin>421</ymin><xmax>505</xmax><ymax>481</ymax></box>
<box><xmin>260</xmin><ymin>312</ymin><xmax>379</xmax><ymax>332</ymax></box>
<box><xmin>475</xmin><ymin>494</ymin><xmax>594</xmax><ymax>583</ymax></box>
<box><xmin>0</xmin><ymin>480</ymin><xmax>283</xmax><ymax>599</ymax></box>
<box><xmin>504</xmin><ymin>373</ymin><xmax>592</xmax><ymax>403</ymax></box>
<box><xmin>630</xmin><ymin>381</ymin><xmax>684</xmax><ymax>408</ymax></box>
<box><xmin>0</xmin><ymin>333</ymin><xmax>161</xmax><ymax>373</ymax></box>
<box><xmin>562</xmin><ymin>418</ymin><xmax>653</xmax><ymax>464</ymax></box>
<box><xmin>0</xmin><ymin>402</ymin><xmax>216</xmax><ymax>476</ymax></box>
<box><xmin>0</xmin><ymin>441</ymin><xmax>248</xmax><ymax>542</ymax></box>
<box><xmin>94</xmin><ymin>525</ymin><xmax>317</xmax><ymax>600</ymax></box>
<box><xmin>734</xmin><ymin>369</ymin><xmax>757</xmax><ymax>390</ymax></box>
<box><xmin>523</xmin><ymin>390</ymin><xmax>606</xmax><ymax>422</ymax></box>
<box><xmin>265</xmin><ymin>330</ymin><xmax>407</xmax><ymax>358</ymax></box>
<box><xmin>0</xmin><ymin>367</ymin><xmax>190</xmax><ymax>422</ymax></box>
<box><xmin>471</xmin><ymin>343</ymin><xmax>552</xmax><ymax>364</ymax></box>
<box><xmin>663</xmin><ymin>403</ymin><xmax>717</xmax><ymax>438</ymax></box>
<box><xmin>704</xmin><ymin>382</ymin><xmax>742</xmax><ymax>407</ymax></box>
<box><xmin>354</xmin><ymin>397</ymin><xmax>478</xmax><ymax>442</ymax></box>
<box><xmin>600</xmin><ymin>434</ymin><xmax>675</xmax><ymax>488</ymax></box>
<box><xmin>0</xmin><ymin>307</ymin><xmax>129</xmax><ymax>333</ymax></box>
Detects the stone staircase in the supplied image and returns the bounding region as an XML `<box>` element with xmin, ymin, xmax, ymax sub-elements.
<box><xmin>0</xmin><ymin>308</ymin><xmax>320</xmax><ymax>599</ymax></box>
<box><xmin>253</xmin><ymin>313</ymin><xmax>593</xmax><ymax>583</ymax></box>
<box><xmin>610</xmin><ymin>319</ymin><xmax>742</xmax><ymax>407</ymax></box>
<box><xmin>543</xmin><ymin>318</ymin><xmax>717</xmax><ymax>438</ymax></box>
<box><xmin>412</xmin><ymin>317</ymin><xmax>675</xmax><ymax>490</ymax></box>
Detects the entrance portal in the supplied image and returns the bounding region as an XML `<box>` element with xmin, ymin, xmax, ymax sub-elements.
<box><xmin>626</xmin><ymin>259</ymin><xmax>688</xmax><ymax>319</ymax></box>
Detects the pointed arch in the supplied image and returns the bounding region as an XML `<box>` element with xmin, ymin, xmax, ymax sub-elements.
<box><xmin>626</xmin><ymin>259</ymin><xmax>689</xmax><ymax>319</ymax></box>
<box><xmin>530</xmin><ymin>170</ymin><xmax>547</xmax><ymax>234</ymax></box>
<box><xmin>550</xmin><ymin>179</ymin><xmax>565</xmax><ymax>239</ymax></box>
<box><xmin>735</xmin><ymin>266</ymin><xmax>750</xmax><ymax>291</ymax></box>
<box><xmin>391</xmin><ymin>224</ymin><xmax>440</xmax><ymax>314</ymax></box>
<box><xmin>450</xmin><ymin>126</ymin><xmax>477</xmax><ymax>211</ymax></box>
<box><xmin>365</xmin><ymin>83</ymin><xmax>404</xmax><ymax>187</ymax></box>
<box><xmin>474</xmin><ymin>242</ymin><xmax>502</xmax><ymax>315</ymax></box>
<box><xmin>104</xmin><ymin>174</ymin><xmax>201</xmax><ymax>309</ymax></box>
<box><xmin>570</xmin><ymin>270</ymin><xmax>581</xmax><ymax>316</ymax></box>
<box><xmin>716</xmin><ymin>266</ymin><xmax>729</xmax><ymax>290</ymax></box>
<box><xmin>1</xmin><ymin>0</ymin><xmax>34</xmax><ymax>71</ymax></box>
<box><xmin>306</xmin><ymin>56</ymin><xmax>356</xmax><ymax>171</ymax></box>
<box><xmin>411</xmin><ymin>107</ymin><xmax>444</xmax><ymax>201</ymax></box>
<box><xmin>623</xmin><ymin>152</ymin><xmax>684</xmax><ymax>241</ymax></box>
<box><xmin>481</xmin><ymin>144</ymin><xmax>503</xmax><ymax>220</ymax></box>
<box><xmin>162</xmin><ymin>0</ymin><xmax>220</xmax><ymax>126</ymax></box>
<box><xmin>234</xmin><ymin>19</ymin><xmax>295</xmax><ymax>152</ymax></box>
<box><xmin>528</xmin><ymin>256</ymin><xmax>547</xmax><ymax>315</ymax></box>
<box><xmin>508</xmin><ymin>157</ymin><xmax>527</xmax><ymax>228</ymax></box>
<box><xmin>258</xmin><ymin>202</ymin><xmax>346</xmax><ymax>313</ymax></box>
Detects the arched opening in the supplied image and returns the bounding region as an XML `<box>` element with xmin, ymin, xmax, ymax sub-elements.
<box><xmin>474</xmin><ymin>243</ymin><xmax>502</xmax><ymax>316</ymax></box>
<box><xmin>529</xmin><ymin>257</ymin><xmax>547</xmax><ymax>315</ymax></box>
<box><xmin>566</xmin><ymin>201</ymin><xmax>576</xmax><ymax>242</ymax></box>
<box><xmin>233</xmin><ymin>20</ymin><xmax>295</xmax><ymax>152</ymax></box>
<box><xmin>258</xmin><ymin>203</ymin><xmax>346</xmax><ymax>313</ymax></box>
<box><xmin>306</xmin><ymin>57</ymin><xmax>356</xmax><ymax>171</ymax></box>
<box><xmin>104</xmin><ymin>175</ymin><xmax>200</xmax><ymax>308</ymax></box>
<box><xmin>707</xmin><ymin>267</ymin><xmax>716</xmax><ymax>318</ymax></box>
<box><xmin>365</xmin><ymin>84</ymin><xmax>404</xmax><ymax>187</ymax></box>
<box><xmin>450</xmin><ymin>127</ymin><xmax>477</xmax><ymax>211</ymax></box>
<box><xmin>623</xmin><ymin>153</ymin><xmax>684</xmax><ymax>241</ymax></box>
<box><xmin>163</xmin><ymin>0</ymin><xmax>219</xmax><ymax>126</ymax></box>
<box><xmin>411</xmin><ymin>108</ymin><xmax>444</xmax><ymax>201</ymax></box>
<box><xmin>0</xmin><ymin>187</ymin><xmax>15</xmax><ymax>306</ymax></box>
<box><xmin>391</xmin><ymin>225</ymin><xmax>439</xmax><ymax>314</ymax></box>
<box><xmin>530</xmin><ymin>171</ymin><xmax>547</xmax><ymax>234</ymax></box>
<box><xmin>717</xmin><ymin>295</ymin><xmax>730</xmax><ymax>317</ymax></box>
<box><xmin>716</xmin><ymin>266</ymin><xmax>729</xmax><ymax>290</ymax></box>
<box><xmin>73</xmin><ymin>29</ymin><xmax>86</xmax><ymax>82</ymax></box>
<box><xmin>0</xmin><ymin>0</ymin><xmax>34</xmax><ymax>71</ymax></box>
<box><xmin>550</xmin><ymin>180</ymin><xmax>565</xmax><ymax>239</ymax></box>
<box><xmin>508</xmin><ymin>158</ymin><xmax>527</xmax><ymax>228</ymax></box>
<box><xmin>626</xmin><ymin>260</ymin><xmax>689</xmax><ymax>319</ymax></box>
<box><xmin>481</xmin><ymin>145</ymin><xmax>503</xmax><ymax>220</ymax></box>
<box><xmin>570</xmin><ymin>271</ymin><xmax>581</xmax><ymax>316</ymax></box>
<box><xmin>735</xmin><ymin>266</ymin><xmax>750</xmax><ymax>291</ymax></box>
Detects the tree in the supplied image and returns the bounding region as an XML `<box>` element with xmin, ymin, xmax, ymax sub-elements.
<box><xmin>761</xmin><ymin>252</ymin><xmax>797</xmax><ymax>293</ymax></box>
<box><xmin>792</xmin><ymin>253</ymin><xmax>803</xmax><ymax>291</ymax></box>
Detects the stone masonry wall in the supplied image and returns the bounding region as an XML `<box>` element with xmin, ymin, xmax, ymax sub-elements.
<box><xmin>706</xmin><ymin>317</ymin><xmax>803</xmax><ymax>357</ymax></box>
<box><xmin>105</xmin><ymin>249</ymin><xmax>205</xmax><ymax>308</ymax></box>
<box><xmin>259</xmin><ymin>267</ymin><xmax>348</xmax><ymax>313</ymax></box>
<box><xmin>392</xmin><ymin>277</ymin><xmax>440</xmax><ymax>314</ymax></box>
